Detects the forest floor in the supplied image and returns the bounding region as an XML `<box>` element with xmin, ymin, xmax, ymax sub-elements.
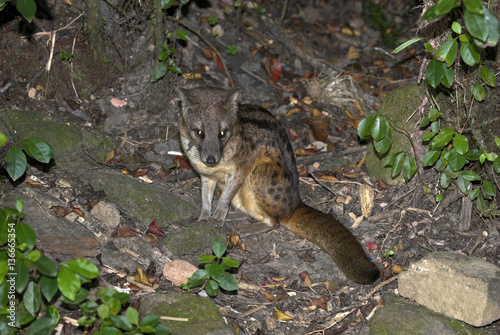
<box><xmin>1</xmin><ymin>0</ymin><xmax>499</xmax><ymax>334</ymax></box>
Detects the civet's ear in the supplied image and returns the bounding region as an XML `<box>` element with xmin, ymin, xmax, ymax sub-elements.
<box><xmin>224</xmin><ymin>87</ymin><xmax>241</xmax><ymax>113</ymax></box>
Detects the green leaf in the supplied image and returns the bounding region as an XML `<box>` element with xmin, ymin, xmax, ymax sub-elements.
<box><xmin>423</xmin><ymin>149</ymin><xmax>440</xmax><ymax>167</ymax></box>
<box><xmin>435</xmin><ymin>39</ymin><xmax>457</xmax><ymax>66</ymax></box>
<box><xmin>357</xmin><ymin>115</ymin><xmax>376</xmax><ymax>139</ymax></box>
<box><xmin>15</xmin><ymin>260</ymin><xmax>29</xmax><ymax>293</ymax></box>
<box><xmin>39</xmin><ymin>275</ymin><xmax>59</xmax><ymax>302</ymax></box>
<box><xmin>139</xmin><ymin>314</ymin><xmax>160</xmax><ymax>328</ymax></box>
<box><xmin>441</xmin><ymin>65</ymin><xmax>454</xmax><ymax>87</ymax></box>
<box><xmin>430</xmin><ymin>120</ymin><xmax>440</xmax><ymax>132</ymax></box>
<box><xmin>464</xmin><ymin>0</ymin><xmax>483</xmax><ymax>14</ymax></box>
<box><xmin>26</xmin><ymin>250</ymin><xmax>41</xmax><ymax>262</ymax></box>
<box><xmin>461</xmin><ymin>171</ymin><xmax>481</xmax><ymax>181</ymax></box>
<box><xmin>23</xmin><ymin>281</ymin><xmax>42</xmax><ymax>315</ymax></box>
<box><xmin>16</xmin><ymin>221</ymin><xmax>36</xmax><ymax>250</ymax></box>
<box><xmin>168</xmin><ymin>65</ymin><xmax>182</xmax><ymax>74</ymax></box>
<box><xmin>158</xmin><ymin>51</ymin><xmax>168</xmax><ymax>61</ymax></box>
<box><xmin>451</xmin><ymin>21</ymin><xmax>461</xmax><ymax>34</ymax></box>
<box><xmin>5</xmin><ymin>146</ymin><xmax>27</xmax><ymax>181</ymax></box>
<box><xmin>494</xmin><ymin>156</ymin><xmax>500</xmax><ymax>173</ymax></box>
<box><xmin>469</xmin><ymin>187</ymin><xmax>480</xmax><ymax>200</ymax></box>
<box><xmin>206</xmin><ymin>279</ymin><xmax>219</xmax><ymax>296</ymax></box>
<box><xmin>480</xmin><ymin>66</ymin><xmax>496</xmax><ymax>87</ymax></box>
<box><xmin>198</xmin><ymin>255</ymin><xmax>217</xmax><ymax>263</ymax></box>
<box><xmin>0</xmin><ymin>133</ymin><xmax>7</xmax><ymax>148</ymax></box>
<box><xmin>466</xmin><ymin>149</ymin><xmax>481</xmax><ymax>161</ymax></box>
<box><xmin>424</xmin><ymin>42</ymin><xmax>435</xmax><ymax>53</ymax></box>
<box><xmin>126</xmin><ymin>307</ymin><xmax>139</xmax><ymax>326</ymax></box>
<box><xmin>428</xmin><ymin>109</ymin><xmax>442</xmax><ymax>121</ymax></box>
<box><xmin>448</xmin><ymin>148</ymin><xmax>466</xmax><ymax>171</ymax></box>
<box><xmin>57</xmin><ymin>265</ymin><xmax>81</xmax><ymax>301</ymax></box>
<box><xmin>440</xmin><ymin>172</ymin><xmax>452</xmax><ymax>188</ymax></box>
<box><xmin>495</xmin><ymin>136</ymin><xmax>500</xmax><ymax>147</ymax></box>
<box><xmin>25</xmin><ymin>317</ymin><xmax>57</xmax><ymax>335</ymax></box>
<box><xmin>423</xmin><ymin>5</ymin><xmax>438</xmax><ymax>20</ymax></box>
<box><xmin>422</xmin><ymin>184</ymin><xmax>432</xmax><ymax>194</ymax></box>
<box><xmin>430</xmin><ymin>129</ymin><xmax>455</xmax><ymax>148</ymax></box>
<box><xmin>422</xmin><ymin>131</ymin><xmax>437</xmax><ymax>142</ymax></box>
<box><xmin>426</xmin><ymin>58</ymin><xmax>445</xmax><ymax>88</ymax></box>
<box><xmin>99</xmin><ymin>327</ymin><xmax>122</xmax><ymax>335</ymax></box>
<box><xmin>420</xmin><ymin>117</ymin><xmax>430</xmax><ymax>128</ymax></box>
<box><xmin>435</xmin><ymin>158</ymin><xmax>447</xmax><ymax>171</ymax></box>
<box><xmin>482</xmin><ymin>181</ymin><xmax>496</xmax><ymax>198</ymax></box>
<box><xmin>457</xmin><ymin>173</ymin><xmax>470</xmax><ymax>194</ymax></box>
<box><xmin>464</xmin><ymin>8</ymin><xmax>489</xmax><ymax>42</ymax></box>
<box><xmin>212</xmin><ymin>237</ymin><xmax>226</xmax><ymax>258</ymax></box>
<box><xmin>34</xmin><ymin>255</ymin><xmax>57</xmax><ymax>277</ymax></box>
<box><xmin>154</xmin><ymin>323</ymin><xmax>172</xmax><ymax>335</ymax></box>
<box><xmin>207</xmin><ymin>263</ymin><xmax>226</xmax><ymax>281</ymax></box>
<box><xmin>218</xmin><ymin>273</ymin><xmax>239</xmax><ymax>291</ymax></box>
<box><xmin>222</xmin><ymin>257</ymin><xmax>239</xmax><ymax>268</ymax></box>
<box><xmin>391</xmin><ymin>152</ymin><xmax>405</xmax><ymax>178</ymax></box>
<box><xmin>161</xmin><ymin>0</ymin><xmax>175</xmax><ymax>9</ymax></box>
<box><xmin>65</xmin><ymin>258</ymin><xmax>99</xmax><ymax>279</ymax></box>
<box><xmin>482</xmin><ymin>7</ymin><xmax>499</xmax><ymax>47</ymax></box>
<box><xmin>453</xmin><ymin>134</ymin><xmax>469</xmax><ymax>155</ymax></box>
<box><xmin>176</xmin><ymin>30</ymin><xmax>188</xmax><ymax>41</ymax></box>
<box><xmin>392</xmin><ymin>37</ymin><xmax>424</xmax><ymax>54</ymax></box>
<box><xmin>19</xmin><ymin>138</ymin><xmax>54</xmax><ymax>163</ymax></box>
<box><xmin>16</xmin><ymin>0</ymin><xmax>36</xmax><ymax>23</ymax></box>
<box><xmin>473</xmin><ymin>83</ymin><xmax>485</xmax><ymax>101</ymax></box>
<box><xmin>373</xmin><ymin>127</ymin><xmax>392</xmax><ymax>154</ymax></box>
<box><xmin>189</xmin><ymin>269</ymin><xmax>209</xmax><ymax>287</ymax></box>
<box><xmin>97</xmin><ymin>303</ymin><xmax>110</xmax><ymax>320</ymax></box>
<box><xmin>97</xmin><ymin>287</ymin><xmax>129</xmax><ymax>305</ymax></box>
<box><xmin>434</xmin><ymin>0</ymin><xmax>460</xmax><ymax>16</ymax></box>
<box><xmin>403</xmin><ymin>154</ymin><xmax>416</xmax><ymax>181</ymax></box>
<box><xmin>151</xmin><ymin>62</ymin><xmax>167</xmax><ymax>83</ymax></box>
<box><xmin>476</xmin><ymin>195</ymin><xmax>486</xmax><ymax>211</ymax></box>
<box><xmin>371</xmin><ymin>116</ymin><xmax>390</xmax><ymax>142</ymax></box>
<box><xmin>436</xmin><ymin>193</ymin><xmax>444</xmax><ymax>202</ymax></box>
<box><xmin>460</xmin><ymin>42</ymin><xmax>480</xmax><ymax>66</ymax></box>
<box><xmin>110</xmin><ymin>315</ymin><xmax>134</xmax><ymax>331</ymax></box>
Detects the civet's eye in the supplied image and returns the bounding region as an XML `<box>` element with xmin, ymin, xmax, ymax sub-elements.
<box><xmin>194</xmin><ymin>129</ymin><xmax>204</xmax><ymax>139</ymax></box>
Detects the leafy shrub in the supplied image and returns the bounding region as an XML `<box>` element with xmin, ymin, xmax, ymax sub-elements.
<box><xmin>358</xmin><ymin>0</ymin><xmax>499</xmax><ymax>213</ymax></box>
<box><xmin>0</xmin><ymin>201</ymin><xmax>170</xmax><ymax>334</ymax></box>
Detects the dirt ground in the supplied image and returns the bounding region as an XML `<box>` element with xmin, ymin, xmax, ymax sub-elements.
<box><xmin>1</xmin><ymin>0</ymin><xmax>499</xmax><ymax>334</ymax></box>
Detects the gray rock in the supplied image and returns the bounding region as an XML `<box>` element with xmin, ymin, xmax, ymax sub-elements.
<box><xmin>398</xmin><ymin>252</ymin><xmax>500</xmax><ymax>327</ymax></box>
<box><xmin>139</xmin><ymin>290</ymin><xmax>234</xmax><ymax>335</ymax></box>
<box><xmin>369</xmin><ymin>293</ymin><xmax>493</xmax><ymax>335</ymax></box>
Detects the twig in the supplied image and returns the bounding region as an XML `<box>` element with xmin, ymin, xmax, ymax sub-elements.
<box><xmin>361</xmin><ymin>275</ymin><xmax>399</xmax><ymax>301</ymax></box>
<box><xmin>31</xmin><ymin>12</ymin><xmax>85</xmax><ymax>38</ymax></box>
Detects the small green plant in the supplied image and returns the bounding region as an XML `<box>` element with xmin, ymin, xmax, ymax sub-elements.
<box><xmin>78</xmin><ymin>287</ymin><xmax>170</xmax><ymax>334</ymax></box>
<box><xmin>207</xmin><ymin>16</ymin><xmax>218</xmax><ymax>26</ymax></box>
<box><xmin>358</xmin><ymin>0</ymin><xmax>499</xmax><ymax>213</ymax></box>
<box><xmin>150</xmin><ymin>0</ymin><xmax>190</xmax><ymax>82</ymax></box>
<box><xmin>225</xmin><ymin>45</ymin><xmax>238</xmax><ymax>56</ymax></box>
<box><xmin>181</xmin><ymin>237</ymin><xmax>239</xmax><ymax>297</ymax></box>
<box><xmin>0</xmin><ymin>201</ymin><xmax>170</xmax><ymax>334</ymax></box>
<box><xmin>59</xmin><ymin>51</ymin><xmax>74</xmax><ymax>62</ymax></box>
<box><xmin>0</xmin><ymin>200</ymin><xmax>98</xmax><ymax>334</ymax></box>
<box><xmin>383</xmin><ymin>249</ymin><xmax>394</xmax><ymax>258</ymax></box>
<box><xmin>150</xmin><ymin>32</ymin><xmax>185</xmax><ymax>82</ymax></box>
<box><xmin>3</xmin><ymin>138</ymin><xmax>54</xmax><ymax>181</ymax></box>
